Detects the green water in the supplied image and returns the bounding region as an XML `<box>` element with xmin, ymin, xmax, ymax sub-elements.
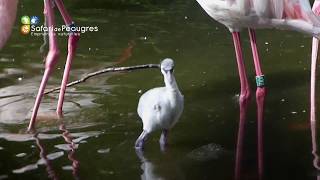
<box><xmin>0</xmin><ymin>0</ymin><xmax>319</xmax><ymax>179</ymax></box>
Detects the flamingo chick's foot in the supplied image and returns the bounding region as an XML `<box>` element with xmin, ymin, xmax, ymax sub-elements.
<box><xmin>135</xmin><ymin>130</ymin><xmax>149</xmax><ymax>150</ymax></box>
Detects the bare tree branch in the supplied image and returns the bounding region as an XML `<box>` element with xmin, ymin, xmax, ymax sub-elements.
<box><xmin>44</xmin><ymin>64</ymin><xmax>160</xmax><ymax>95</ymax></box>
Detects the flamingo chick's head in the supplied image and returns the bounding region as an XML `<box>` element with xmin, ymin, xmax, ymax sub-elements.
<box><xmin>160</xmin><ymin>58</ymin><xmax>175</xmax><ymax>84</ymax></box>
<box><xmin>161</xmin><ymin>58</ymin><xmax>174</xmax><ymax>73</ymax></box>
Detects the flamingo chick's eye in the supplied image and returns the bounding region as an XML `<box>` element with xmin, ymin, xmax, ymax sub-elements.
<box><xmin>163</xmin><ymin>68</ymin><xmax>174</xmax><ymax>74</ymax></box>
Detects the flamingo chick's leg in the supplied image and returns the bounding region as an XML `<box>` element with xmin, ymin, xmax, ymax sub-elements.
<box><xmin>159</xmin><ymin>129</ymin><xmax>168</xmax><ymax>151</ymax></box>
<box><xmin>248</xmin><ymin>28</ymin><xmax>266</xmax><ymax>179</ymax></box>
<box><xmin>55</xmin><ymin>0</ymin><xmax>80</xmax><ymax>117</ymax></box>
<box><xmin>159</xmin><ymin>129</ymin><xmax>168</xmax><ymax>145</ymax></box>
<box><xmin>231</xmin><ymin>32</ymin><xmax>251</xmax><ymax>104</ymax></box>
<box><xmin>28</xmin><ymin>0</ymin><xmax>60</xmax><ymax>131</ymax></box>
<box><xmin>135</xmin><ymin>130</ymin><xmax>149</xmax><ymax>150</ymax></box>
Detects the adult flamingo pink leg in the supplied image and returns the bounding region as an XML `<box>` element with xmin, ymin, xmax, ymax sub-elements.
<box><xmin>311</xmin><ymin>0</ymin><xmax>320</xmax><ymax>132</ymax></box>
<box><xmin>231</xmin><ymin>28</ymin><xmax>265</xmax><ymax>179</ymax></box>
<box><xmin>310</xmin><ymin>1</ymin><xmax>320</xmax><ymax>173</ymax></box>
<box><xmin>28</xmin><ymin>0</ymin><xmax>79</xmax><ymax>131</ymax></box>
<box><xmin>248</xmin><ymin>28</ymin><xmax>265</xmax><ymax>178</ymax></box>
<box><xmin>231</xmin><ymin>32</ymin><xmax>251</xmax><ymax>104</ymax></box>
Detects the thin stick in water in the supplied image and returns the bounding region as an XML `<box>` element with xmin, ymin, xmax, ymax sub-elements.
<box><xmin>44</xmin><ymin>64</ymin><xmax>160</xmax><ymax>94</ymax></box>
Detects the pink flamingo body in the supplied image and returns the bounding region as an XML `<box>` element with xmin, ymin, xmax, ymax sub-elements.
<box><xmin>0</xmin><ymin>0</ymin><xmax>79</xmax><ymax>131</ymax></box>
<box><xmin>197</xmin><ymin>0</ymin><xmax>320</xmax><ymax>35</ymax></box>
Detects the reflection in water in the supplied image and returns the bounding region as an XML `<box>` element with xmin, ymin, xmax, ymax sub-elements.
<box><xmin>135</xmin><ymin>149</ymin><xmax>184</xmax><ymax>180</ymax></box>
<box><xmin>234</xmin><ymin>99</ymin><xmax>249</xmax><ymax>180</ymax></box>
<box><xmin>136</xmin><ymin>150</ymin><xmax>159</xmax><ymax>180</ymax></box>
<box><xmin>34</xmin><ymin>134</ymin><xmax>59</xmax><ymax>180</ymax></box>
<box><xmin>256</xmin><ymin>88</ymin><xmax>265</xmax><ymax>179</ymax></box>
<box><xmin>311</xmin><ymin>120</ymin><xmax>320</xmax><ymax>180</ymax></box>
<box><xmin>235</xmin><ymin>89</ymin><xmax>265</xmax><ymax>180</ymax></box>
<box><xmin>34</xmin><ymin>123</ymin><xmax>80</xmax><ymax>180</ymax></box>
<box><xmin>6</xmin><ymin>126</ymin><xmax>100</xmax><ymax>178</ymax></box>
<box><xmin>11</xmin><ymin>134</ymin><xmax>65</xmax><ymax>176</ymax></box>
<box><xmin>59</xmin><ymin>124</ymin><xmax>80</xmax><ymax>179</ymax></box>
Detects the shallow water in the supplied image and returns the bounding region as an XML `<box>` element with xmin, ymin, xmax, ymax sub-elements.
<box><xmin>0</xmin><ymin>0</ymin><xmax>319</xmax><ymax>179</ymax></box>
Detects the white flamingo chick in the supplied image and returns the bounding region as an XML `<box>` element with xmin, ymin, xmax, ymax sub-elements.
<box><xmin>135</xmin><ymin>58</ymin><xmax>184</xmax><ymax>150</ymax></box>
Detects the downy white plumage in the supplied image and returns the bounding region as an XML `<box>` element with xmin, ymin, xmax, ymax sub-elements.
<box><xmin>135</xmin><ymin>58</ymin><xmax>184</xmax><ymax>150</ymax></box>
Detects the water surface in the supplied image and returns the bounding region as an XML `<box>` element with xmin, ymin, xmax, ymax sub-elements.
<box><xmin>0</xmin><ymin>0</ymin><xmax>319</xmax><ymax>179</ymax></box>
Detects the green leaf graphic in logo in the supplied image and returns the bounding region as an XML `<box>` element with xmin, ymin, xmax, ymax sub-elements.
<box><xmin>21</xmin><ymin>16</ymin><xmax>30</xmax><ymax>25</ymax></box>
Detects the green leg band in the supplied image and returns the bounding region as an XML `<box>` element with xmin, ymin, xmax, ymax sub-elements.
<box><xmin>256</xmin><ymin>75</ymin><xmax>265</xmax><ymax>87</ymax></box>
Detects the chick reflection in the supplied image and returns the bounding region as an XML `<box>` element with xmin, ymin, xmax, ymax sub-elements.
<box><xmin>135</xmin><ymin>149</ymin><xmax>184</xmax><ymax>180</ymax></box>
<box><xmin>235</xmin><ymin>87</ymin><xmax>265</xmax><ymax>180</ymax></box>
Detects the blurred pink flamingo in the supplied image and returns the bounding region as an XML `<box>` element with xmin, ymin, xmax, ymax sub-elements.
<box><xmin>0</xmin><ymin>0</ymin><xmax>18</xmax><ymax>49</ymax></box>
<box><xmin>0</xmin><ymin>0</ymin><xmax>79</xmax><ymax>131</ymax></box>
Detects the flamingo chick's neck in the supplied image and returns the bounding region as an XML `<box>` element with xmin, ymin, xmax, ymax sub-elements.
<box><xmin>163</xmin><ymin>72</ymin><xmax>179</xmax><ymax>91</ymax></box>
